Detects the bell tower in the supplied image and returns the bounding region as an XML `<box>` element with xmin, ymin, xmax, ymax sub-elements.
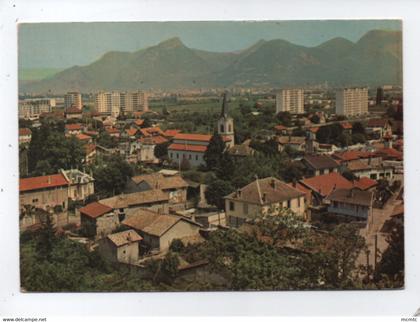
<box><xmin>217</xmin><ymin>92</ymin><xmax>235</xmax><ymax>148</ymax></box>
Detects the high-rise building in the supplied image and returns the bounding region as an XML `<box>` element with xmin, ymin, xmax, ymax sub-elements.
<box><xmin>217</xmin><ymin>92</ymin><xmax>235</xmax><ymax>148</ymax></box>
<box><xmin>335</xmin><ymin>87</ymin><xmax>368</xmax><ymax>116</ymax></box>
<box><xmin>64</xmin><ymin>92</ymin><xmax>82</xmax><ymax>109</ymax></box>
<box><xmin>95</xmin><ymin>91</ymin><xmax>149</xmax><ymax>116</ymax></box>
<box><xmin>121</xmin><ymin>91</ymin><xmax>149</xmax><ymax>113</ymax></box>
<box><xmin>276</xmin><ymin>89</ymin><xmax>304</xmax><ymax>114</ymax></box>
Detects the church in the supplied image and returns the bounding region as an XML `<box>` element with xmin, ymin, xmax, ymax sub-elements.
<box><xmin>167</xmin><ymin>92</ymin><xmax>234</xmax><ymax>167</ymax></box>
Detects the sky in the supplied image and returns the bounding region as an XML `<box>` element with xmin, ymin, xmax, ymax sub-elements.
<box><xmin>18</xmin><ymin>20</ymin><xmax>402</xmax><ymax>69</ymax></box>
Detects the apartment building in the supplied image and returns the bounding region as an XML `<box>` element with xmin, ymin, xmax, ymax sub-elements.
<box><xmin>335</xmin><ymin>87</ymin><xmax>368</xmax><ymax>116</ymax></box>
<box><xmin>64</xmin><ymin>92</ymin><xmax>82</xmax><ymax>109</ymax></box>
<box><xmin>276</xmin><ymin>89</ymin><xmax>304</xmax><ymax>114</ymax></box>
<box><xmin>95</xmin><ymin>91</ymin><xmax>149</xmax><ymax>116</ymax></box>
<box><xmin>18</xmin><ymin>98</ymin><xmax>56</xmax><ymax>120</ymax></box>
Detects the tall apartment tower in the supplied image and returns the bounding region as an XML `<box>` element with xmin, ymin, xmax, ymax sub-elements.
<box><xmin>335</xmin><ymin>87</ymin><xmax>368</xmax><ymax>116</ymax></box>
<box><xmin>276</xmin><ymin>89</ymin><xmax>304</xmax><ymax>114</ymax></box>
<box><xmin>121</xmin><ymin>91</ymin><xmax>149</xmax><ymax>113</ymax></box>
<box><xmin>64</xmin><ymin>92</ymin><xmax>82</xmax><ymax>109</ymax></box>
<box><xmin>217</xmin><ymin>92</ymin><xmax>235</xmax><ymax>148</ymax></box>
<box><xmin>95</xmin><ymin>91</ymin><xmax>148</xmax><ymax>116</ymax></box>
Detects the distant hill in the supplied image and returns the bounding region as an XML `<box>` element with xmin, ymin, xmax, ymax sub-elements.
<box><xmin>20</xmin><ymin>30</ymin><xmax>402</xmax><ymax>94</ymax></box>
<box><xmin>19</xmin><ymin>68</ymin><xmax>63</xmax><ymax>81</ymax></box>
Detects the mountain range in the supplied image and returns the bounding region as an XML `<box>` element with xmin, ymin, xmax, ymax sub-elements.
<box><xmin>19</xmin><ymin>29</ymin><xmax>402</xmax><ymax>93</ymax></box>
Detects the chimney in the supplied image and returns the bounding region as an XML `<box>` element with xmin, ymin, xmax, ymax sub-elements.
<box><xmin>270</xmin><ymin>178</ymin><xmax>276</xmax><ymax>189</ymax></box>
<box><xmin>237</xmin><ymin>189</ymin><xmax>242</xmax><ymax>198</ymax></box>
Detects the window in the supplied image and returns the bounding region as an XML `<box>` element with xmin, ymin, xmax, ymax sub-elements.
<box><xmin>189</xmin><ymin>154</ymin><xmax>192</xmax><ymax>160</ymax></box>
<box><xmin>287</xmin><ymin>200</ymin><xmax>291</xmax><ymax>208</ymax></box>
<box><xmin>195</xmin><ymin>155</ymin><xmax>198</xmax><ymax>161</ymax></box>
<box><xmin>32</xmin><ymin>198</ymin><xmax>38</xmax><ymax>203</ymax></box>
<box><xmin>229</xmin><ymin>201</ymin><xmax>235</xmax><ymax>211</ymax></box>
<box><xmin>176</xmin><ymin>153</ymin><xmax>179</xmax><ymax>159</ymax></box>
<box><xmin>170</xmin><ymin>153</ymin><xmax>173</xmax><ymax>158</ymax></box>
<box><xmin>220</xmin><ymin>124</ymin><xmax>224</xmax><ymax>133</ymax></box>
<box><xmin>228</xmin><ymin>124</ymin><xmax>232</xmax><ymax>132</ymax></box>
<box><xmin>298</xmin><ymin>197</ymin><xmax>301</xmax><ymax>207</ymax></box>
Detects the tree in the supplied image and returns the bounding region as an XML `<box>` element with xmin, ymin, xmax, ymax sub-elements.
<box><xmin>205</xmin><ymin>178</ymin><xmax>234</xmax><ymax>209</ymax></box>
<box><xmin>180</xmin><ymin>158</ymin><xmax>191</xmax><ymax>171</ymax></box>
<box><xmin>35</xmin><ymin>214</ymin><xmax>56</xmax><ymax>260</ymax></box>
<box><xmin>352</xmin><ymin>133</ymin><xmax>366</xmax><ymax>144</ymax></box>
<box><xmin>169</xmin><ymin>239</ymin><xmax>185</xmax><ymax>252</ymax></box>
<box><xmin>352</xmin><ymin>122</ymin><xmax>366</xmax><ymax>135</ymax></box>
<box><xmin>97</xmin><ymin>131</ymin><xmax>117</xmax><ymax>148</ymax></box>
<box><xmin>203</xmin><ymin>132</ymin><xmax>225</xmax><ymax>170</ymax></box>
<box><xmin>310</xmin><ymin>114</ymin><xmax>320</xmax><ymax>124</ymax></box>
<box><xmin>154</xmin><ymin>141</ymin><xmax>170</xmax><ymax>159</ymax></box>
<box><xmin>374</xmin><ymin>221</ymin><xmax>404</xmax><ymax>287</ymax></box>
<box><xmin>280</xmin><ymin>162</ymin><xmax>304</xmax><ymax>183</ymax></box>
<box><xmin>276</xmin><ymin>112</ymin><xmax>292</xmax><ymax>127</ymax></box>
<box><xmin>216</xmin><ymin>151</ymin><xmax>236</xmax><ymax>181</ymax></box>
<box><xmin>93</xmin><ymin>155</ymin><xmax>134</xmax><ymax>196</ymax></box>
<box><xmin>161</xmin><ymin>251</ymin><xmax>180</xmax><ymax>280</ymax></box>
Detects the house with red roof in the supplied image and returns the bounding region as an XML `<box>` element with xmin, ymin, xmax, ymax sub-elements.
<box><xmin>366</xmin><ymin>119</ymin><xmax>392</xmax><ymax>139</ymax></box>
<box><xmin>65</xmin><ymin>123</ymin><xmax>83</xmax><ymax>136</ymax></box>
<box><xmin>19</xmin><ymin>128</ymin><xmax>32</xmax><ymax>145</ymax></box>
<box><xmin>299</xmin><ymin>172</ymin><xmax>354</xmax><ymax>206</ymax></box>
<box><xmin>168</xmin><ymin>133</ymin><xmax>228</xmax><ymax>167</ymax></box>
<box><xmin>65</xmin><ymin>106</ymin><xmax>83</xmax><ymax>120</ymax></box>
<box><xmin>20</xmin><ymin>173</ymin><xmax>70</xmax><ymax>212</ymax></box>
<box><xmin>79</xmin><ymin>201</ymin><xmax>119</xmax><ymax>239</ymax></box>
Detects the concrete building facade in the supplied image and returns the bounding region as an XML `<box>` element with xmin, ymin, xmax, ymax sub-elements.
<box><xmin>335</xmin><ymin>87</ymin><xmax>368</xmax><ymax>116</ymax></box>
<box><xmin>276</xmin><ymin>89</ymin><xmax>304</xmax><ymax>114</ymax></box>
<box><xmin>64</xmin><ymin>92</ymin><xmax>82</xmax><ymax>109</ymax></box>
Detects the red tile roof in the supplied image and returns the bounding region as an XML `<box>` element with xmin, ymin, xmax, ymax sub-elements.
<box><xmin>20</xmin><ymin>174</ymin><xmax>69</xmax><ymax>192</ymax></box>
<box><xmin>19</xmin><ymin>128</ymin><xmax>32</xmax><ymax>136</ymax></box>
<box><xmin>375</xmin><ymin>148</ymin><xmax>403</xmax><ymax>161</ymax></box>
<box><xmin>332</xmin><ymin>150</ymin><xmax>374</xmax><ymax>162</ymax></box>
<box><xmin>140</xmin><ymin>127</ymin><xmax>164</xmax><ymax>137</ymax></box>
<box><xmin>134</xmin><ymin>119</ymin><xmax>144</xmax><ymax>126</ymax></box>
<box><xmin>163</xmin><ymin>129</ymin><xmax>181</xmax><ymax>138</ymax></box>
<box><xmin>79</xmin><ymin>202</ymin><xmax>113</xmax><ymax>219</ymax></box>
<box><xmin>75</xmin><ymin>133</ymin><xmax>92</xmax><ymax>141</ymax></box>
<box><xmin>168</xmin><ymin>143</ymin><xmax>207</xmax><ymax>153</ymax></box>
<box><xmin>139</xmin><ymin>135</ymin><xmax>168</xmax><ymax>145</ymax></box>
<box><xmin>354</xmin><ymin>177</ymin><xmax>378</xmax><ymax>190</ymax></box>
<box><xmin>300</xmin><ymin>172</ymin><xmax>353</xmax><ymax>197</ymax></box>
<box><xmin>173</xmin><ymin>133</ymin><xmax>212</xmax><ymax>142</ymax></box>
<box><xmin>126</xmin><ymin>128</ymin><xmax>138</xmax><ymax>137</ymax></box>
<box><xmin>65</xmin><ymin>123</ymin><xmax>82</xmax><ymax>131</ymax></box>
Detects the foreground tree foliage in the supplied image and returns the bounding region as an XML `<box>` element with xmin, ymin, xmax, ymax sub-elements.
<box><xmin>20</xmin><ymin>224</ymin><xmax>155</xmax><ymax>292</ymax></box>
<box><xmin>92</xmin><ymin>155</ymin><xmax>134</xmax><ymax>197</ymax></box>
<box><xmin>179</xmin><ymin>214</ymin><xmax>369</xmax><ymax>290</ymax></box>
<box><xmin>28</xmin><ymin>122</ymin><xmax>84</xmax><ymax>175</ymax></box>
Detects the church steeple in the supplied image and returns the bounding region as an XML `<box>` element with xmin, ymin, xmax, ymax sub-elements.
<box><xmin>217</xmin><ymin>91</ymin><xmax>235</xmax><ymax>148</ymax></box>
<box><xmin>221</xmin><ymin>91</ymin><xmax>229</xmax><ymax>118</ymax></box>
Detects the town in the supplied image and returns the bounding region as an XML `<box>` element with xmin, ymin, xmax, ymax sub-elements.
<box><xmin>18</xmin><ymin>83</ymin><xmax>404</xmax><ymax>291</ymax></box>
